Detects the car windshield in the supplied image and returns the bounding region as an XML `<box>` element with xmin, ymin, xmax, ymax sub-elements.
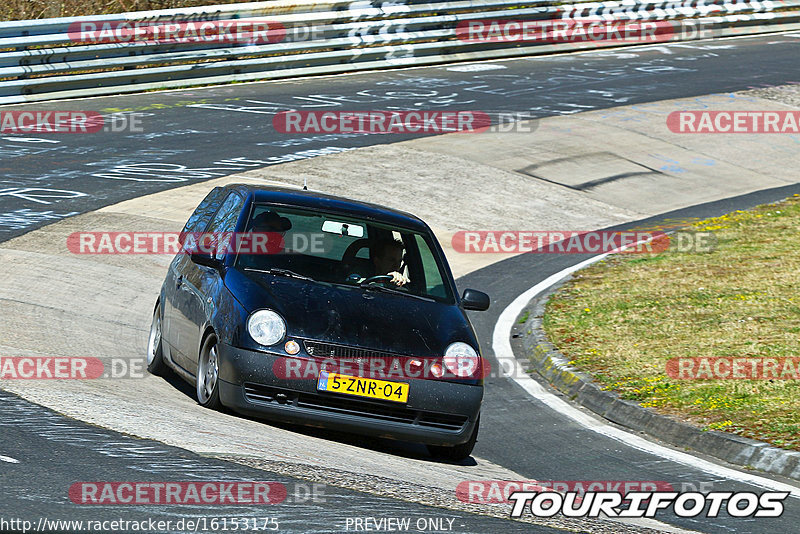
<box><xmin>234</xmin><ymin>204</ymin><xmax>455</xmax><ymax>303</ymax></box>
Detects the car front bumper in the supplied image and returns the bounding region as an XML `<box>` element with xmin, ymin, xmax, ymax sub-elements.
<box><xmin>216</xmin><ymin>342</ymin><xmax>483</xmax><ymax>446</ymax></box>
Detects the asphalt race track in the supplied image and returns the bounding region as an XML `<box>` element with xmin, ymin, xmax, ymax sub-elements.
<box><xmin>0</xmin><ymin>389</ymin><xmax>537</xmax><ymax>533</ymax></box>
<box><xmin>2</xmin><ymin>34</ymin><xmax>800</xmax><ymax>533</ymax></box>
<box><xmin>2</xmin><ymin>34</ymin><xmax>799</xmax><ymax>240</ymax></box>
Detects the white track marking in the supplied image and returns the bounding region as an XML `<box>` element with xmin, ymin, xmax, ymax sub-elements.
<box><xmin>0</xmin><ymin>455</ymin><xmax>20</xmax><ymax>463</ymax></box>
<box><xmin>492</xmin><ymin>250</ymin><xmax>800</xmax><ymax>498</ymax></box>
<box><xmin>0</xmin><ymin>33</ymin><xmax>791</xmax><ymax>108</ymax></box>
<box><xmin>446</xmin><ymin>64</ymin><xmax>507</xmax><ymax>72</ymax></box>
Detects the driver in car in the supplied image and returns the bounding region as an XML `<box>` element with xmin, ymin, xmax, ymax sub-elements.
<box><xmin>370</xmin><ymin>238</ymin><xmax>410</xmax><ymax>287</ymax></box>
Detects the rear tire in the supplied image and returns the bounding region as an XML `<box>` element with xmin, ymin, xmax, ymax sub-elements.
<box><xmin>196</xmin><ymin>334</ymin><xmax>223</xmax><ymax>411</ymax></box>
<box><xmin>146</xmin><ymin>306</ymin><xmax>168</xmax><ymax>376</ymax></box>
<box><xmin>428</xmin><ymin>415</ymin><xmax>479</xmax><ymax>461</ymax></box>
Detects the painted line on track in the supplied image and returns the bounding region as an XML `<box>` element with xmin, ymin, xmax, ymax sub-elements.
<box><xmin>0</xmin><ymin>455</ymin><xmax>20</xmax><ymax>464</ymax></box>
<box><xmin>0</xmin><ymin>32</ymin><xmax>793</xmax><ymax>109</ymax></box>
<box><xmin>492</xmin><ymin>249</ymin><xmax>800</xmax><ymax>499</ymax></box>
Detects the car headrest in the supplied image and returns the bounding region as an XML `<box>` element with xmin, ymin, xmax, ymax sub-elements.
<box><xmin>251</xmin><ymin>211</ymin><xmax>292</xmax><ymax>232</ymax></box>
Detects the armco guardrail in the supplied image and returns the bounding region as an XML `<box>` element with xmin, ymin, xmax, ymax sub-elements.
<box><xmin>1</xmin><ymin>0</ymin><xmax>799</xmax><ymax>104</ymax></box>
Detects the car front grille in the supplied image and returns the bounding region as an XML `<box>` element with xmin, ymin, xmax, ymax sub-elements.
<box><xmin>243</xmin><ymin>383</ymin><xmax>468</xmax><ymax>432</ymax></box>
<box><xmin>303</xmin><ymin>340</ymin><xmax>401</xmax><ymax>360</ymax></box>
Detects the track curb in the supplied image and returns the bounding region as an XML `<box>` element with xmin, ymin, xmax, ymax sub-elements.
<box><xmin>513</xmin><ymin>278</ymin><xmax>800</xmax><ymax>483</ymax></box>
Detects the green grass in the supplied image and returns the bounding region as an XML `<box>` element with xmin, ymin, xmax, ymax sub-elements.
<box><xmin>543</xmin><ymin>194</ymin><xmax>800</xmax><ymax>451</ymax></box>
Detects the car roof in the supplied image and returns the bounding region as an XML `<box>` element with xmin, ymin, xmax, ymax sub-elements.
<box><xmin>224</xmin><ymin>184</ymin><xmax>429</xmax><ymax>231</ymax></box>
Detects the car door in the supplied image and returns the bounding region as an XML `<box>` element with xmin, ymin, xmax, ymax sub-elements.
<box><xmin>163</xmin><ymin>187</ymin><xmax>225</xmax><ymax>369</ymax></box>
<box><xmin>171</xmin><ymin>191</ymin><xmax>244</xmax><ymax>375</ymax></box>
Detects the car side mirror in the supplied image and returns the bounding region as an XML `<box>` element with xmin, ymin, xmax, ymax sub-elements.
<box><xmin>461</xmin><ymin>289</ymin><xmax>490</xmax><ymax>311</ymax></box>
<box><xmin>190</xmin><ymin>251</ymin><xmax>222</xmax><ymax>269</ymax></box>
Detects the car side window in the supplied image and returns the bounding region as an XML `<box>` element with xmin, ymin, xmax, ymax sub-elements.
<box><xmin>181</xmin><ymin>187</ymin><xmax>224</xmax><ymax>234</ymax></box>
<box><xmin>414</xmin><ymin>234</ymin><xmax>447</xmax><ymax>299</ymax></box>
<box><xmin>205</xmin><ymin>192</ymin><xmax>245</xmax><ymax>261</ymax></box>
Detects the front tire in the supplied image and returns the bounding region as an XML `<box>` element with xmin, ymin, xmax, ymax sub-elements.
<box><xmin>196</xmin><ymin>334</ymin><xmax>222</xmax><ymax>410</ymax></box>
<box><xmin>428</xmin><ymin>415</ymin><xmax>480</xmax><ymax>461</ymax></box>
<box><xmin>146</xmin><ymin>306</ymin><xmax>168</xmax><ymax>376</ymax></box>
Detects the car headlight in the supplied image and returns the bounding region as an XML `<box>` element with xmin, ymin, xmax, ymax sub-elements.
<box><xmin>443</xmin><ymin>342</ymin><xmax>479</xmax><ymax>378</ymax></box>
<box><xmin>247</xmin><ymin>309</ymin><xmax>286</xmax><ymax>346</ymax></box>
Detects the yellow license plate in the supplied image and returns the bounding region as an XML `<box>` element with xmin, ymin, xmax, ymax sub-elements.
<box><xmin>317</xmin><ymin>370</ymin><xmax>409</xmax><ymax>403</ymax></box>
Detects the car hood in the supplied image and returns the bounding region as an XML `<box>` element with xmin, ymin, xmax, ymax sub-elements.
<box><xmin>225</xmin><ymin>268</ymin><xmax>474</xmax><ymax>358</ymax></box>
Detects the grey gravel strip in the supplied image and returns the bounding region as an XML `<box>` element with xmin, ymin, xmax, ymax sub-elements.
<box><xmin>741</xmin><ymin>84</ymin><xmax>800</xmax><ymax>108</ymax></box>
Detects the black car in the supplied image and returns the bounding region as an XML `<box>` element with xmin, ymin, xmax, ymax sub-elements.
<box><xmin>147</xmin><ymin>184</ymin><xmax>490</xmax><ymax>460</ymax></box>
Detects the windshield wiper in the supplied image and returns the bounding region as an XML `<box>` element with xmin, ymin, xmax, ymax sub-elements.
<box><xmin>360</xmin><ymin>282</ymin><xmax>435</xmax><ymax>302</ymax></box>
<box><xmin>243</xmin><ymin>267</ymin><xmax>315</xmax><ymax>282</ymax></box>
